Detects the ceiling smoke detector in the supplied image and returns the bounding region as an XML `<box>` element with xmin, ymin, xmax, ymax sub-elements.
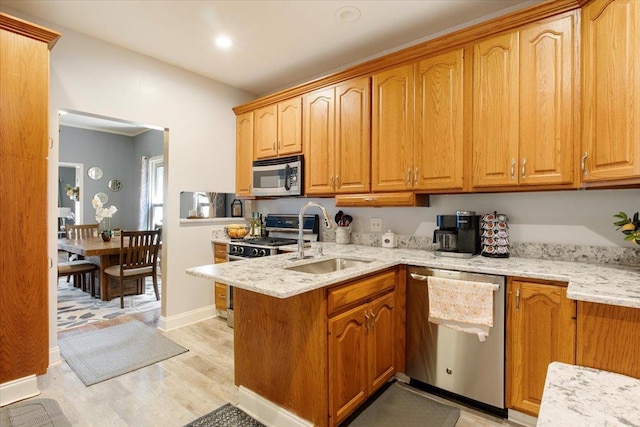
<box><xmin>336</xmin><ymin>6</ymin><xmax>361</xmax><ymax>22</ymax></box>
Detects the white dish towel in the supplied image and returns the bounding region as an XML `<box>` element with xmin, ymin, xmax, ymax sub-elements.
<box><xmin>427</xmin><ymin>276</ymin><xmax>495</xmax><ymax>341</ymax></box>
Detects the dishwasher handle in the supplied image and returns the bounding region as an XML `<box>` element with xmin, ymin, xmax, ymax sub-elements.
<box><xmin>409</xmin><ymin>272</ymin><xmax>429</xmax><ymax>281</ymax></box>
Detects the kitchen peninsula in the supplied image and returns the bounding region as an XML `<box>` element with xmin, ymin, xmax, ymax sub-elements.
<box><xmin>187</xmin><ymin>242</ymin><xmax>640</xmax><ymax>426</ymax></box>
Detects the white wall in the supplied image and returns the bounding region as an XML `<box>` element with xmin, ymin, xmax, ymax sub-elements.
<box><xmin>1</xmin><ymin>7</ymin><xmax>254</xmax><ymax>360</ymax></box>
<box><xmin>257</xmin><ymin>188</ymin><xmax>640</xmax><ymax>247</ymax></box>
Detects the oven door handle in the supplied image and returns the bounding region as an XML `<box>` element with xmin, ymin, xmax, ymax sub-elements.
<box><xmin>409</xmin><ymin>272</ymin><xmax>429</xmax><ymax>281</ymax></box>
<box><xmin>227</xmin><ymin>255</ymin><xmax>248</xmax><ymax>261</ymax></box>
<box><xmin>284</xmin><ymin>164</ymin><xmax>291</xmax><ymax>191</ymax></box>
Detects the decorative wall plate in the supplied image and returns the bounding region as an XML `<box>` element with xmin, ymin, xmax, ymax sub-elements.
<box><xmin>94</xmin><ymin>192</ymin><xmax>108</xmax><ymax>204</ymax></box>
<box><xmin>87</xmin><ymin>166</ymin><xmax>103</xmax><ymax>180</ymax></box>
<box><xmin>108</xmin><ymin>178</ymin><xmax>122</xmax><ymax>192</ymax></box>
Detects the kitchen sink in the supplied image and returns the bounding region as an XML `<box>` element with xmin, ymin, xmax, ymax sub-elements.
<box><xmin>285</xmin><ymin>257</ymin><xmax>373</xmax><ymax>274</ymax></box>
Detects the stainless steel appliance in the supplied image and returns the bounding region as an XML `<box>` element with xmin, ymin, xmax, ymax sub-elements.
<box><xmin>222</xmin><ymin>214</ymin><xmax>319</xmax><ymax>327</ymax></box>
<box><xmin>252</xmin><ymin>155</ymin><xmax>303</xmax><ymax>197</ymax></box>
<box><xmin>433</xmin><ymin>211</ymin><xmax>481</xmax><ymax>258</ymax></box>
<box><xmin>406</xmin><ymin>267</ymin><xmax>506</xmax><ymax>415</ymax></box>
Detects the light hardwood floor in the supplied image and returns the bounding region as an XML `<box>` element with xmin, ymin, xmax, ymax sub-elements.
<box><xmin>32</xmin><ymin>310</ymin><xmax>517</xmax><ymax>426</ymax></box>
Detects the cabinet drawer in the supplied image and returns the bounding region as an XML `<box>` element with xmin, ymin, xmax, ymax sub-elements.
<box><xmin>214</xmin><ymin>282</ymin><xmax>228</xmax><ymax>309</ymax></box>
<box><xmin>328</xmin><ymin>270</ymin><xmax>395</xmax><ymax>315</ymax></box>
<box><xmin>213</xmin><ymin>243</ymin><xmax>227</xmax><ymax>262</ymax></box>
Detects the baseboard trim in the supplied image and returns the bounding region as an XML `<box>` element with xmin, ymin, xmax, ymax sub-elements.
<box><xmin>508</xmin><ymin>409</ymin><xmax>538</xmax><ymax>427</ymax></box>
<box><xmin>157</xmin><ymin>305</ymin><xmax>215</xmax><ymax>331</ymax></box>
<box><xmin>237</xmin><ymin>386</ymin><xmax>313</xmax><ymax>427</ymax></box>
<box><xmin>49</xmin><ymin>345</ymin><xmax>62</xmax><ymax>368</ymax></box>
<box><xmin>0</xmin><ymin>375</ymin><xmax>40</xmax><ymax>407</ymax></box>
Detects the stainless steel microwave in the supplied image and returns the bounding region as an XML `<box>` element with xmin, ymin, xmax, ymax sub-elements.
<box><xmin>252</xmin><ymin>155</ymin><xmax>303</xmax><ymax>197</ymax></box>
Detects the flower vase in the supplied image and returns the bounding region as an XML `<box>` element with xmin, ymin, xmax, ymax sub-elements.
<box><xmin>100</xmin><ymin>218</ymin><xmax>112</xmax><ymax>242</ymax></box>
<box><xmin>101</xmin><ymin>231</ymin><xmax>112</xmax><ymax>242</ymax></box>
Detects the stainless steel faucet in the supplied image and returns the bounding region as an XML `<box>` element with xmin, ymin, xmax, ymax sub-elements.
<box><xmin>297</xmin><ymin>201</ymin><xmax>332</xmax><ymax>260</ymax></box>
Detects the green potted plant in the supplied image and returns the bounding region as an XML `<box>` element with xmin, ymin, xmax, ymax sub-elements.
<box><xmin>613</xmin><ymin>211</ymin><xmax>640</xmax><ymax>245</ymax></box>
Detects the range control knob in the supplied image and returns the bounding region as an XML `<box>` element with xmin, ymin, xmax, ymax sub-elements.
<box><xmin>229</xmin><ymin>246</ymin><xmax>237</xmax><ymax>255</ymax></box>
<box><xmin>237</xmin><ymin>246</ymin><xmax>245</xmax><ymax>255</ymax></box>
<box><xmin>259</xmin><ymin>249</ymin><xmax>268</xmax><ymax>257</ymax></box>
<box><xmin>251</xmin><ymin>248</ymin><xmax>259</xmax><ymax>257</ymax></box>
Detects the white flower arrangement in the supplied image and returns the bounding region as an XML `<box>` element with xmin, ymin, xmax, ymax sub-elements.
<box><xmin>92</xmin><ymin>195</ymin><xmax>118</xmax><ymax>223</ymax></box>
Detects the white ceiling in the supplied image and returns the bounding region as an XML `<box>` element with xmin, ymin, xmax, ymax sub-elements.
<box><xmin>4</xmin><ymin>0</ymin><xmax>540</xmax><ymax>97</ymax></box>
<box><xmin>58</xmin><ymin>111</ymin><xmax>155</xmax><ymax>137</ymax></box>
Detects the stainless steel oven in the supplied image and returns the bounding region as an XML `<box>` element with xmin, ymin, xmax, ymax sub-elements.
<box><xmin>252</xmin><ymin>155</ymin><xmax>303</xmax><ymax>197</ymax></box>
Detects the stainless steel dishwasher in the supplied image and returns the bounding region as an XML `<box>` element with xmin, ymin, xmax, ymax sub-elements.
<box><xmin>405</xmin><ymin>266</ymin><xmax>506</xmax><ymax>413</ymax></box>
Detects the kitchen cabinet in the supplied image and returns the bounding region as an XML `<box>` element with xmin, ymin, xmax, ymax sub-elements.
<box><xmin>253</xmin><ymin>97</ymin><xmax>302</xmax><ymax>160</ymax></box>
<box><xmin>506</xmin><ymin>278</ymin><xmax>576</xmax><ymax>416</ymax></box>
<box><xmin>327</xmin><ymin>271</ymin><xmax>396</xmax><ymax>426</ymax></box>
<box><xmin>473</xmin><ymin>14</ymin><xmax>575</xmax><ymax>189</ymax></box>
<box><xmin>213</xmin><ymin>242</ymin><xmax>227</xmax><ymax>313</ymax></box>
<box><xmin>371</xmin><ymin>64</ymin><xmax>414</xmax><ymax>192</ymax></box>
<box><xmin>581</xmin><ymin>0</ymin><xmax>640</xmax><ymax>184</ymax></box>
<box><xmin>234</xmin><ymin>268</ymin><xmax>400</xmax><ymax>427</ymax></box>
<box><xmin>577</xmin><ymin>302</ymin><xmax>640</xmax><ymax>379</ymax></box>
<box><xmin>0</xmin><ymin>13</ymin><xmax>60</xmax><ymax>385</ymax></box>
<box><xmin>414</xmin><ymin>48</ymin><xmax>465</xmax><ymax>191</ymax></box>
<box><xmin>334</xmin><ymin>192</ymin><xmax>429</xmax><ymax>207</ymax></box>
<box><xmin>304</xmin><ymin>77</ymin><xmax>370</xmax><ymax>195</ymax></box>
<box><xmin>235</xmin><ymin>112</ymin><xmax>253</xmax><ymax>196</ymax></box>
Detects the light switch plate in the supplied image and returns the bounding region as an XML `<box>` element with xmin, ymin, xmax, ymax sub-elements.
<box><xmin>370</xmin><ymin>217</ymin><xmax>382</xmax><ymax>232</ymax></box>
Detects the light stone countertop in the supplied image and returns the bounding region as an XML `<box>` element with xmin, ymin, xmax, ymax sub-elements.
<box><xmin>187</xmin><ymin>241</ymin><xmax>640</xmax><ymax>308</ymax></box>
<box><xmin>537</xmin><ymin>362</ymin><xmax>640</xmax><ymax>427</ymax></box>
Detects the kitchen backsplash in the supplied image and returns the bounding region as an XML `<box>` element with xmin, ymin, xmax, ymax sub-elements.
<box><xmin>320</xmin><ymin>229</ymin><xmax>640</xmax><ymax>267</ymax></box>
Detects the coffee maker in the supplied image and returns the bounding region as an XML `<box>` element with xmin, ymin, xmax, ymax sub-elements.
<box><xmin>433</xmin><ymin>211</ymin><xmax>481</xmax><ymax>258</ymax></box>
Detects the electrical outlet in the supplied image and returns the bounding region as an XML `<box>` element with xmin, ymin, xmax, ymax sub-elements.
<box><xmin>370</xmin><ymin>217</ymin><xmax>383</xmax><ymax>232</ymax></box>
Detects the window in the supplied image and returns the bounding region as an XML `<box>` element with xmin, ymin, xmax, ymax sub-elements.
<box><xmin>148</xmin><ymin>156</ymin><xmax>164</xmax><ymax>229</ymax></box>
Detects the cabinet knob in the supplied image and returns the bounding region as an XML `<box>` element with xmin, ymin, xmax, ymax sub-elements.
<box><xmin>510</xmin><ymin>159</ymin><xmax>516</xmax><ymax>180</ymax></box>
<box><xmin>521</xmin><ymin>158</ymin><xmax>527</xmax><ymax>180</ymax></box>
<box><xmin>414</xmin><ymin>168</ymin><xmax>418</xmax><ymax>186</ymax></box>
<box><xmin>581</xmin><ymin>152</ymin><xmax>588</xmax><ymax>177</ymax></box>
<box><xmin>406</xmin><ymin>168</ymin><xmax>411</xmax><ymax>185</ymax></box>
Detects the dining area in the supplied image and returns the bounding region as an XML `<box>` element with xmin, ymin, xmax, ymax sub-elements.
<box><xmin>57</xmin><ymin>224</ymin><xmax>162</xmax><ymax>308</ymax></box>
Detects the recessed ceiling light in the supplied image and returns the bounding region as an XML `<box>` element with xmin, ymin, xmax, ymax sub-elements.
<box><xmin>215</xmin><ymin>35</ymin><xmax>232</xmax><ymax>49</ymax></box>
<box><xmin>336</xmin><ymin>6</ymin><xmax>361</xmax><ymax>22</ymax></box>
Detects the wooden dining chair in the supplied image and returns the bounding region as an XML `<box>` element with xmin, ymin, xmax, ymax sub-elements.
<box><xmin>60</xmin><ymin>223</ymin><xmax>100</xmax><ymax>293</ymax></box>
<box><xmin>104</xmin><ymin>229</ymin><xmax>161</xmax><ymax>309</ymax></box>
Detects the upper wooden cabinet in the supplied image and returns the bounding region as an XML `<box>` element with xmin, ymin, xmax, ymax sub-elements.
<box><xmin>254</xmin><ymin>97</ymin><xmax>302</xmax><ymax>160</ymax></box>
<box><xmin>304</xmin><ymin>77</ymin><xmax>370</xmax><ymax>195</ymax></box>
<box><xmin>473</xmin><ymin>14</ymin><xmax>575</xmax><ymax>189</ymax></box>
<box><xmin>372</xmin><ymin>64</ymin><xmax>415</xmax><ymax>192</ymax></box>
<box><xmin>507</xmin><ymin>279</ymin><xmax>576</xmax><ymax>417</ymax></box>
<box><xmin>235</xmin><ymin>112</ymin><xmax>253</xmax><ymax>196</ymax></box>
<box><xmin>415</xmin><ymin>48</ymin><xmax>465</xmax><ymax>191</ymax></box>
<box><xmin>581</xmin><ymin>0</ymin><xmax>640</xmax><ymax>184</ymax></box>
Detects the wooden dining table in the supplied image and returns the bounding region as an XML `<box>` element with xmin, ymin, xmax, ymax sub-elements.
<box><xmin>57</xmin><ymin>236</ymin><xmax>155</xmax><ymax>301</ymax></box>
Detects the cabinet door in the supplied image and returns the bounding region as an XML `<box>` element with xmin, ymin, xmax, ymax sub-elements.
<box><xmin>372</xmin><ymin>64</ymin><xmax>414</xmax><ymax>191</ymax></box>
<box><xmin>335</xmin><ymin>77</ymin><xmax>371</xmax><ymax>194</ymax></box>
<box><xmin>277</xmin><ymin>97</ymin><xmax>302</xmax><ymax>156</ymax></box>
<box><xmin>415</xmin><ymin>49</ymin><xmax>464</xmax><ymax>190</ymax></box>
<box><xmin>472</xmin><ymin>32</ymin><xmax>519</xmax><ymax>187</ymax></box>
<box><xmin>253</xmin><ymin>104</ymin><xmax>277</xmax><ymax>159</ymax></box>
<box><xmin>507</xmin><ymin>280</ymin><xmax>576</xmax><ymax>416</ymax></box>
<box><xmin>304</xmin><ymin>87</ymin><xmax>335</xmax><ymax>194</ymax></box>
<box><xmin>368</xmin><ymin>292</ymin><xmax>395</xmax><ymax>393</ymax></box>
<box><xmin>328</xmin><ymin>305</ymin><xmax>368</xmax><ymax>426</ymax></box>
<box><xmin>582</xmin><ymin>0</ymin><xmax>640</xmax><ymax>182</ymax></box>
<box><xmin>519</xmin><ymin>15</ymin><xmax>575</xmax><ymax>186</ymax></box>
<box><xmin>235</xmin><ymin>112</ymin><xmax>253</xmax><ymax>195</ymax></box>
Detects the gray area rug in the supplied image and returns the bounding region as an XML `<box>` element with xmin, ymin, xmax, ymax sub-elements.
<box><xmin>0</xmin><ymin>399</ymin><xmax>71</xmax><ymax>427</ymax></box>
<box><xmin>57</xmin><ymin>276</ymin><xmax>162</xmax><ymax>331</ymax></box>
<box><xmin>185</xmin><ymin>403</ymin><xmax>265</xmax><ymax>427</ymax></box>
<box><xmin>58</xmin><ymin>320</ymin><xmax>188</xmax><ymax>386</ymax></box>
<box><xmin>344</xmin><ymin>382</ymin><xmax>460</xmax><ymax>427</ymax></box>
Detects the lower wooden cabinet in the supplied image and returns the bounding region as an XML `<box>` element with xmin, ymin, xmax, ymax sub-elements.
<box><xmin>213</xmin><ymin>242</ymin><xmax>228</xmax><ymax>312</ymax></box>
<box><xmin>328</xmin><ymin>291</ymin><xmax>395</xmax><ymax>426</ymax></box>
<box><xmin>577</xmin><ymin>302</ymin><xmax>640</xmax><ymax>379</ymax></box>
<box><xmin>506</xmin><ymin>278</ymin><xmax>576</xmax><ymax>416</ymax></box>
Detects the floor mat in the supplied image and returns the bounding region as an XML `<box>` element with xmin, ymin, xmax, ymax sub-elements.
<box><xmin>184</xmin><ymin>403</ymin><xmax>265</xmax><ymax>427</ymax></box>
<box><xmin>58</xmin><ymin>319</ymin><xmax>187</xmax><ymax>386</ymax></box>
<box><xmin>343</xmin><ymin>382</ymin><xmax>460</xmax><ymax>427</ymax></box>
<box><xmin>0</xmin><ymin>398</ymin><xmax>71</xmax><ymax>427</ymax></box>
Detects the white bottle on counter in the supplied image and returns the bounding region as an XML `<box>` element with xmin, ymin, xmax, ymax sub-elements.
<box><xmin>382</xmin><ymin>230</ymin><xmax>398</xmax><ymax>248</ymax></box>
